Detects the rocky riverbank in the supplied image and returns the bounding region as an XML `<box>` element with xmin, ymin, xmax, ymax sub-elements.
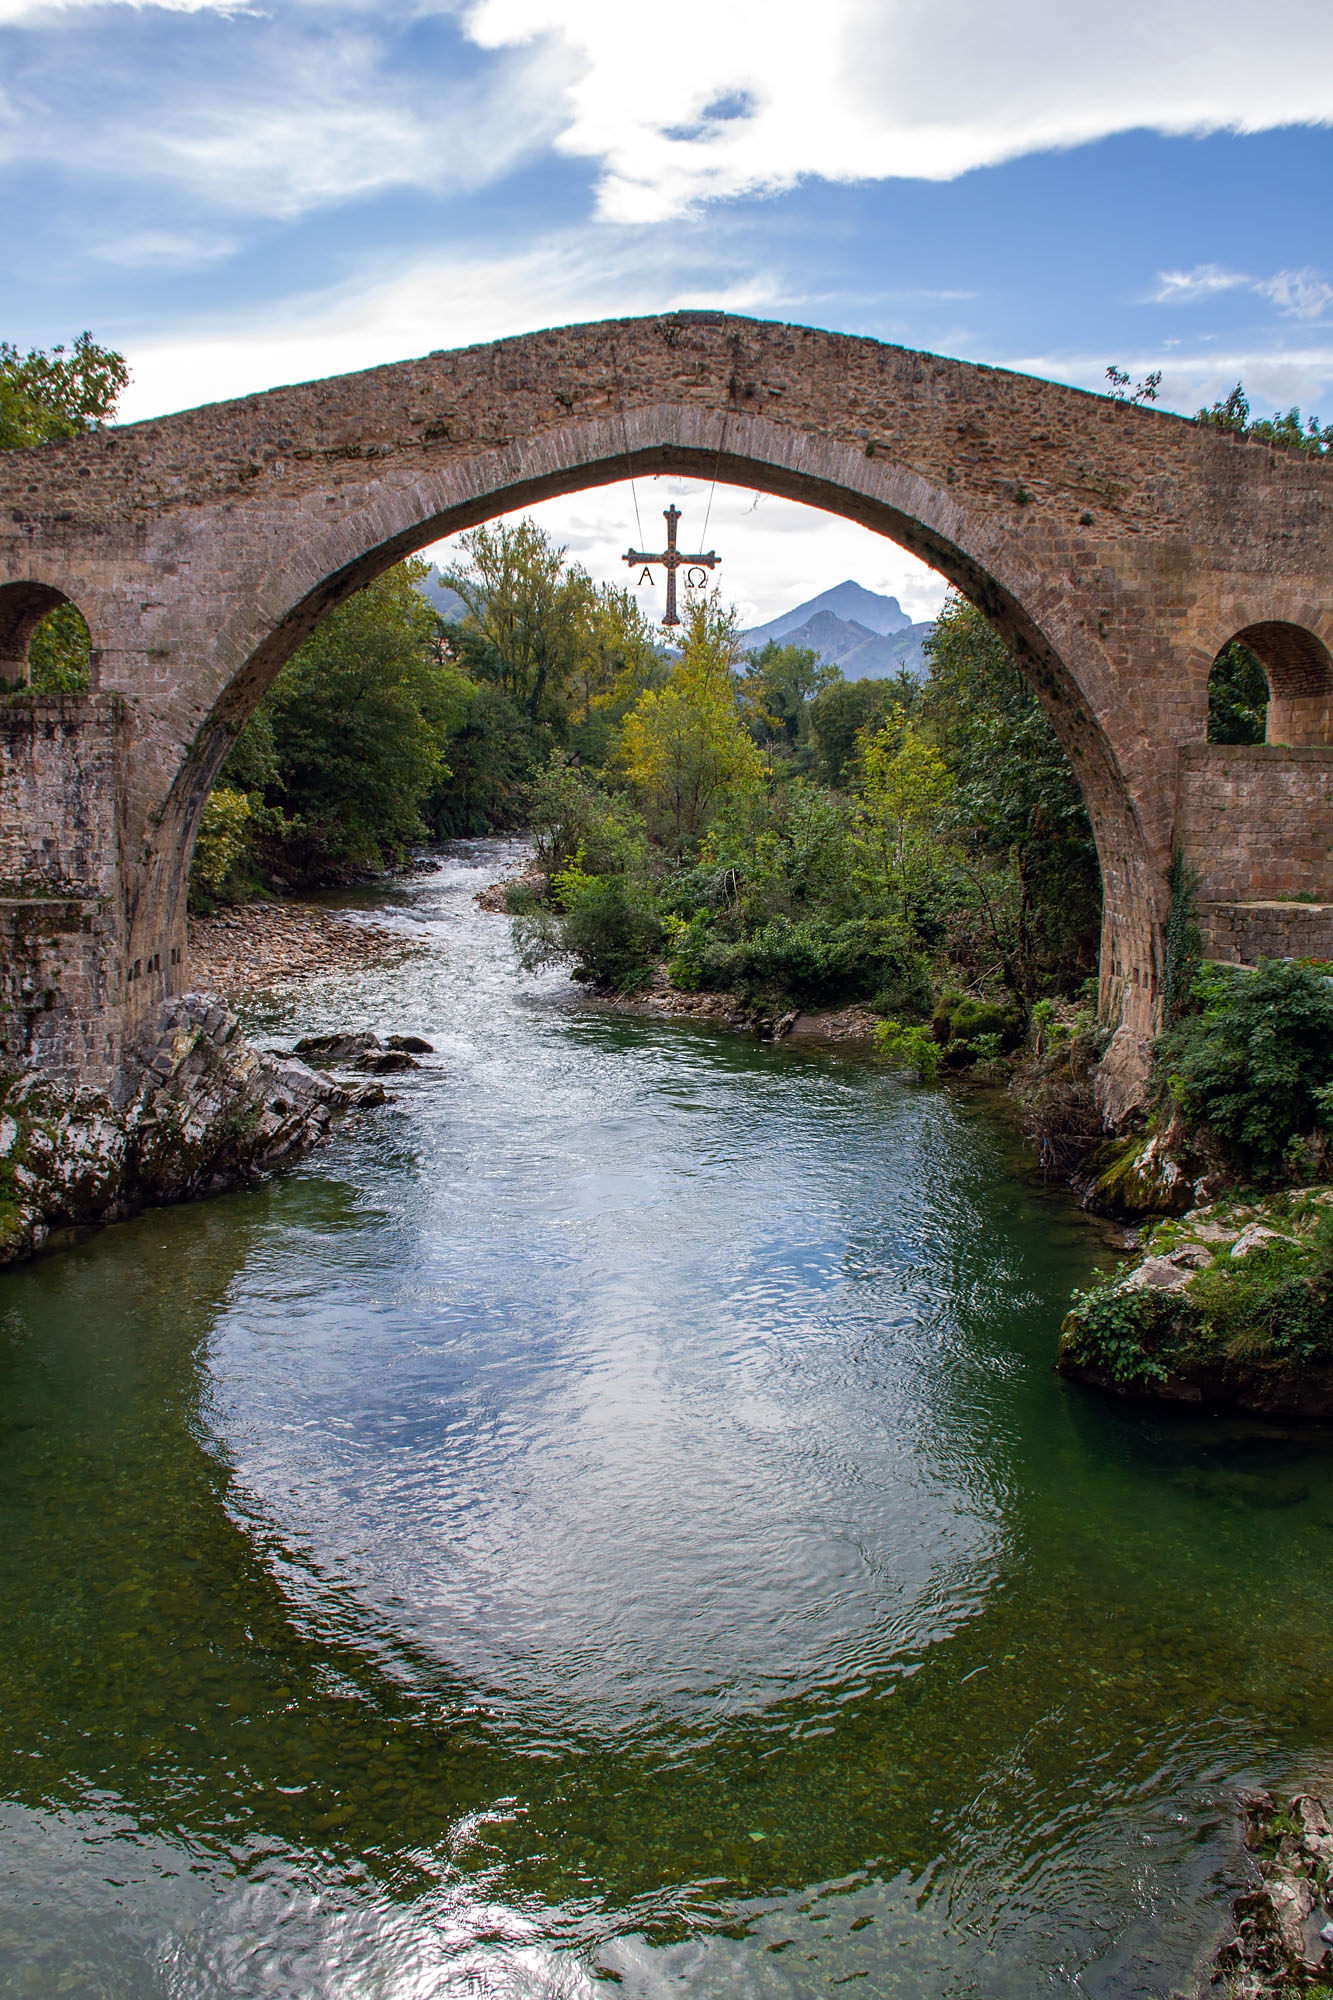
<box><xmin>1058</xmin><ymin>1187</ymin><xmax>1333</xmax><ymax>1419</ymax></box>
<box><xmin>0</xmin><ymin>993</ymin><xmax>384</xmax><ymax>1264</ymax></box>
<box><xmin>592</xmin><ymin>964</ymin><xmax>882</xmax><ymax>1045</ymax></box>
<box><xmin>1211</xmin><ymin>1791</ymin><xmax>1333</xmax><ymax>1996</ymax></box>
<box><xmin>189</xmin><ymin>897</ymin><xmax>423</xmax><ymax>996</ymax></box>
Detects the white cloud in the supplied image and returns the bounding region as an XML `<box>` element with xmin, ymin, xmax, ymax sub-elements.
<box><xmin>91</xmin><ymin>227</ymin><xmax>239</xmax><ymax>267</ymax></box>
<box><xmin>464</xmin><ymin>0</ymin><xmax>1333</xmax><ymax>222</ymax></box>
<box><xmin>0</xmin><ymin>12</ymin><xmax>563</xmax><ymax>222</ymax></box>
<box><xmin>0</xmin><ymin>0</ymin><xmax>239</xmax><ymax>15</ymax></box>
<box><xmin>1151</xmin><ymin>263</ymin><xmax>1333</xmax><ymax>323</ymax></box>
<box><xmin>1255</xmin><ymin>269</ymin><xmax>1333</xmax><ymax>320</ymax></box>
<box><xmin>1153</xmin><ymin>264</ymin><xmax>1251</xmax><ymax>304</ymax></box>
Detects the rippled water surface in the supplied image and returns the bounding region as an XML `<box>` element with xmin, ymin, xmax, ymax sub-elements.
<box><xmin>3</xmin><ymin>838</ymin><xmax>1333</xmax><ymax>1999</ymax></box>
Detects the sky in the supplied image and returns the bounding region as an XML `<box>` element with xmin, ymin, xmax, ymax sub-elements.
<box><xmin>3</xmin><ymin>0</ymin><xmax>1332</xmax><ymax>626</ymax></box>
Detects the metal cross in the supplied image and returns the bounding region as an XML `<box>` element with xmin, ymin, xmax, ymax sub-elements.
<box><xmin>623</xmin><ymin>505</ymin><xmax>718</xmax><ymax>628</ymax></box>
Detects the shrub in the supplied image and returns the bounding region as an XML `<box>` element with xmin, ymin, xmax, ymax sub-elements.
<box><xmin>932</xmin><ymin>993</ymin><xmax>1025</xmax><ymax>1065</ymax></box>
<box><xmin>190</xmin><ymin>787</ymin><xmax>252</xmax><ymax>905</ymax></box>
<box><xmin>876</xmin><ymin>1019</ymin><xmax>942</xmax><ymax>1082</ymax></box>
<box><xmin>551</xmin><ymin>866</ymin><xmax>663</xmax><ymax>994</ymax></box>
<box><xmin>738</xmin><ymin>915</ymin><xmax>931</xmax><ymax>1009</ymax></box>
<box><xmin>1160</xmin><ymin>960</ymin><xmax>1333</xmax><ymax>1174</ymax></box>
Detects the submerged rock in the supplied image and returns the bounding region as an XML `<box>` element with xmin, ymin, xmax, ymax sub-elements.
<box><xmin>294</xmin><ymin>1030</ymin><xmax>383</xmax><ymax>1065</ymax></box>
<box><xmin>1058</xmin><ymin>1188</ymin><xmax>1333</xmax><ymax>1419</ymax></box>
<box><xmin>0</xmin><ymin>994</ymin><xmax>386</xmax><ymax>1265</ymax></box>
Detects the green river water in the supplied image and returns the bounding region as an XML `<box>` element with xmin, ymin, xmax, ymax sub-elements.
<box><xmin>2</xmin><ymin>838</ymin><xmax>1332</xmax><ymax>1999</ymax></box>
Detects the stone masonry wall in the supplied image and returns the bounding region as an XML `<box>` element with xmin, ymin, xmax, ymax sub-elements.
<box><xmin>0</xmin><ymin>696</ymin><xmax>127</xmax><ymax>1090</ymax></box>
<box><xmin>1199</xmin><ymin>901</ymin><xmax>1333</xmax><ymax>965</ymax></box>
<box><xmin>1177</xmin><ymin>744</ymin><xmax>1333</xmax><ymax>903</ymax></box>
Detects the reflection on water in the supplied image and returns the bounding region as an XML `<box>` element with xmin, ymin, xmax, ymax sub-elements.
<box><xmin>2</xmin><ymin>838</ymin><xmax>1333</xmax><ymax>1997</ymax></box>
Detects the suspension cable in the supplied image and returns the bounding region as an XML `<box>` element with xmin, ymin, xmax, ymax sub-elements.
<box><xmin>610</xmin><ymin>339</ymin><xmax>644</xmax><ymax>545</ymax></box>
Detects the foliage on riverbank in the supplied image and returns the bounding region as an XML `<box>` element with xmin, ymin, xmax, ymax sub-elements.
<box><xmin>498</xmin><ymin>553</ymin><xmax>1099</xmax><ymax>1038</ymax></box>
<box><xmin>1076</xmin><ymin>961</ymin><xmax>1333</xmax><ymax>1220</ymax></box>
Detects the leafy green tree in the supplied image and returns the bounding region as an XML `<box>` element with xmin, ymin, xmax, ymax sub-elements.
<box><xmin>918</xmin><ymin>594</ymin><xmax>1101</xmax><ymax>991</ymax></box>
<box><xmin>0</xmin><ymin>332</ymin><xmax>129</xmax><ymax>450</ymax></box>
<box><xmin>424</xmin><ymin>680</ymin><xmax>537</xmax><ymax>837</ymax></box>
<box><xmin>245</xmin><ymin>560</ymin><xmax>471</xmax><ymax>881</ymax></box>
<box><xmin>1207</xmin><ymin>640</ymin><xmax>1268</xmax><ymax>744</ymax></box>
<box><xmin>443</xmin><ymin>518</ymin><xmax>595</xmax><ymax>727</ymax></box>
<box><xmin>28</xmin><ymin>603</ymin><xmax>91</xmax><ymax>693</ymax></box>
<box><xmin>854</xmin><ymin>714</ymin><xmax>954</xmax><ymax>920</ymax></box>
<box><xmin>2</xmin><ymin>331</ymin><xmax>127</xmax><ymax>686</ymax></box>
<box><xmin>806</xmin><ymin>676</ymin><xmax>897</xmax><ymax>786</ymax></box>
<box><xmin>620</xmin><ymin>592</ymin><xmax>763</xmax><ymax>854</ymax></box>
<box><xmin>1196</xmin><ymin>381</ymin><xmax>1332</xmax><ymax>455</ymax></box>
<box><xmin>740</xmin><ymin>640</ymin><xmax>839</xmax><ymax>752</ymax></box>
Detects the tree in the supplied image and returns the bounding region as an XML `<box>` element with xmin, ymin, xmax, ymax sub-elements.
<box><xmin>854</xmin><ymin>713</ymin><xmax>953</xmax><ymax>920</ymax></box>
<box><xmin>620</xmin><ymin>591</ymin><xmax>763</xmax><ymax>854</ymax></box>
<box><xmin>739</xmin><ymin>641</ymin><xmax>839</xmax><ymax>753</ymax></box>
<box><xmin>0</xmin><ymin>332</ymin><xmax>129</xmax><ymax>450</ymax></box>
<box><xmin>239</xmin><ymin>559</ymin><xmax>472</xmax><ymax>881</ymax></box>
<box><xmin>28</xmin><ymin>603</ymin><xmax>92</xmax><ymax>693</ymax></box>
<box><xmin>2</xmin><ymin>331</ymin><xmax>128</xmax><ymax>688</ymax></box>
<box><xmin>443</xmin><ymin>518</ymin><xmax>595</xmax><ymax>727</ymax></box>
<box><xmin>917</xmin><ymin>594</ymin><xmax>1101</xmax><ymax>991</ymax></box>
<box><xmin>1207</xmin><ymin>641</ymin><xmax>1268</xmax><ymax>745</ymax></box>
<box><xmin>806</xmin><ymin>676</ymin><xmax>898</xmax><ymax>787</ymax></box>
<box><xmin>1196</xmin><ymin>381</ymin><xmax>1332</xmax><ymax>455</ymax></box>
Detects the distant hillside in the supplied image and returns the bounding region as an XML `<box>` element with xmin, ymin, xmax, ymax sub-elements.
<box><xmin>417</xmin><ymin>571</ymin><xmax>467</xmax><ymax>623</ymax></box>
<box><xmin>741</xmin><ymin>581</ymin><xmax>934</xmax><ymax>680</ymax></box>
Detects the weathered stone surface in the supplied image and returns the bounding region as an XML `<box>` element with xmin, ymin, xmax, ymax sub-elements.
<box><xmin>1211</xmin><ymin>1791</ymin><xmax>1333</xmax><ymax>1996</ymax></box>
<box><xmin>0</xmin><ymin>313</ymin><xmax>1330</xmax><ymax>1112</ymax></box>
<box><xmin>0</xmin><ymin>992</ymin><xmax>364</xmax><ymax>1264</ymax></box>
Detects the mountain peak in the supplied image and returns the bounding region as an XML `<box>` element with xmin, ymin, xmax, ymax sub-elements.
<box><xmin>739</xmin><ymin>581</ymin><xmax>934</xmax><ymax>682</ymax></box>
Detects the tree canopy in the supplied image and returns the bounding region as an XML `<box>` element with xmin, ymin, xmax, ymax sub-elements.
<box><xmin>0</xmin><ymin>332</ymin><xmax>129</xmax><ymax>451</ymax></box>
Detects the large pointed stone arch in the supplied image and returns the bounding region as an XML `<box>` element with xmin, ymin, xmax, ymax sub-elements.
<box><xmin>1</xmin><ymin>312</ymin><xmax>1330</xmax><ymax>1107</ymax></box>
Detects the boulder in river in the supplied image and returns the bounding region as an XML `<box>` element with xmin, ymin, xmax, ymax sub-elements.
<box><xmin>0</xmin><ymin>994</ymin><xmax>386</xmax><ymax>1266</ymax></box>
<box><xmin>294</xmin><ymin>1031</ymin><xmax>384</xmax><ymax>1065</ymax></box>
<box><xmin>1058</xmin><ymin>1187</ymin><xmax>1333</xmax><ymax>1418</ymax></box>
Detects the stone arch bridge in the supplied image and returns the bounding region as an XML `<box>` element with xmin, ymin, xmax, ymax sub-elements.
<box><xmin>1</xmin><ymin>312</ymin><xmax>1330</xmax><ymax>1113</ymax></box>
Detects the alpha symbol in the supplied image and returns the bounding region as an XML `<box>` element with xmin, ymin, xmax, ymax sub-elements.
<box><xmin>623</xmin><ymin>504</ymin><xmax>719</xmax><ymax>628</ymax></box>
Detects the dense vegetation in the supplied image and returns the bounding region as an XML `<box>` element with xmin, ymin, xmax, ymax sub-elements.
<box><xmin>182</xmin><ymin>509</ymin><xmax>1103</xmax><ymax>1050</ymax></box>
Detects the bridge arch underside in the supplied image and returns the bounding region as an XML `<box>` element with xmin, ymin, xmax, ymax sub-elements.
<box><xmin>133</xmin><ymin>410</ymin><xmax>1160</xmax><ymax>1089</ymax></box>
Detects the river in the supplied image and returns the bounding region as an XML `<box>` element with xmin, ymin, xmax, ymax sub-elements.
<box><xmin>2</xmin><ymin>837</ymin><xmax>1331</xmax><ymax>1999</ymax></box>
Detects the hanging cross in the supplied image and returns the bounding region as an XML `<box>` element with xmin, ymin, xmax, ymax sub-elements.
<box><xmin>623</xmin><ymin>505</ymin><xmax>718</xmax><ymax>628</ymax></box>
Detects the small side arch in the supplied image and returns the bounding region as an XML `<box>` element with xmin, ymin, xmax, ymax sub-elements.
<box><xmin>0</xmin><ymin>579</ymin><xmax>93</xmax><ymax>690</ymax></box>
<box><xmin>1208</xmin><ymin>620</ymin><xmax>1333</xmax><ymax>746</ymax></box>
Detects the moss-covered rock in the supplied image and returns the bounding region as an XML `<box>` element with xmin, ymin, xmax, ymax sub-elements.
<box><xmin>1082</xmin><ymin>1129</ymin><xmax>1197</xmax><ymax>1218</ymax></box>
<box><xmin>1059</xmin><ymin>1188</ymin><xmax>1333</xmax><ymax>1418</ymax></box>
